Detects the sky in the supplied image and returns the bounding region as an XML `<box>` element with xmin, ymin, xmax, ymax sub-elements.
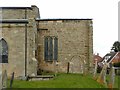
<box><xmin>0</xmin><ymin>0</ymin><xmax>119</xmax><ymax>57</ymax></box>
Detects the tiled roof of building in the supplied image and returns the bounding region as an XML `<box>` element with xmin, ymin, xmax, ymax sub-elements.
<box><xmin>93</xmin><ymin>53</ymin><xmax>102</xmax><ymax>64</ymax></box>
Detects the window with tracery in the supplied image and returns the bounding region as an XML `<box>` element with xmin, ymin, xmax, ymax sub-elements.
<box><xmin>44</xmin><ymin>36</ymin><xmax>58</xmax><ymax>61</ymax></box>
<box><xmin>0</xmin><ymin>39</ymin><xmax>8</xmax><ymax>63</ymax></box>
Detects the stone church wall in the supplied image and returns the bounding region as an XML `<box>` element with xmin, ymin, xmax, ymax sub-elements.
<box><xmin>1</xmin><ymin>24</ymin><xmax>26</xmax><ymax>78</ymax></box>
<box><xmin>1</xmin><ymin>5</ymin><xmax>39</xmax><ymax>78</ymax></box>
<box><xmin>2</xmin><ymin>5</ymin><xmax>40</xmax><ymax>19</ymax></box>
<box><xmin>0</xmin><ymin>5</ymin><xmax>93</xmax><ymax>77</ymax></box>
<box><xmin>37</xmin><ymin>19</ymin><xmax>93</xmax><ymax>74</ymax></box>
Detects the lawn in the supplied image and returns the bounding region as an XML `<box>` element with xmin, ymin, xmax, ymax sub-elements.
<box><xmin>95</xmin><ymin>73</ymin><xmax>119</xmax><ymax>88</ymax></box>
<box><xmin>7</xmin><ymin>73</ymin><xmax>105</xmax><ymax>88</ymax></box>
<box><xmin>106</xmin><ymin>74</ymin><xmax>119</xmax><ymax>88</ymax></box>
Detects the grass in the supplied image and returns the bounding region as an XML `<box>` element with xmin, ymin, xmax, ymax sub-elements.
<box><xmin>95</xmin><ymin>73</ymin><xmax>119</xmax><ymax>88</ymax></box>
<box><xmin>106</xmin><ymin>74</ymin><xmax>119</xmax><ymax>88</ymax></box>
<box><xmin>7</xmin><ymin>73</ymin><xmax>105</xmax><ymax>88</ymax></box>
<box><xmin>114</xmin><ymin>75</ymin><xmax>119</xmax><ymax>88</ymax></box>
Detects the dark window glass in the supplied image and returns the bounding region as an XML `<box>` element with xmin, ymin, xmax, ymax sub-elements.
<box><xmin>0</xmin><ymin>39</ymin><xmax>8</xmax><ymax>63</ymax></box>
<box><xmin>44</xmin><ymin>37</ymin><xmax>58</xmax><ymax>61</ymax></box>
<box><xmin>49</xmin><ymin>37</ymin><xmax>53</xmax><ymax>60</ymax></box>
<box><xmin>44</xmin><ymin>37</ymin><xmax>48</xmax><ymax>60</ymax></box>
<box><xmin>54</xmin><ymin>37</ymin><xmax>58</xmax><ymax>60</ymax></box>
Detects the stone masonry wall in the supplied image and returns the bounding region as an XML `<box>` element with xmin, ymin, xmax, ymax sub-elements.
<box><xmin>1</xmin><ymin>24</ymin><xmax>26</xmax><ymax>78</ymax></box>
<box><xmin>1</xmin><ymin>20</ymin><xmax>37</xmax><ymax>78</ymax></box>
<box><xmin>1</xmin><ymin>5</ymin><xmax>39</xmax><ymax>78</ymax></box>
<box><xmin>27</xmin><ymin>19</ymin><xmax>38</xmax><ymax>77</ymax></box>
<box><xmin>37</xmin><ymin>19</ymin><xmax>93</xmax><ymax>73</ymax></box>
<box><xmin>1</xmin><ymin>5</ymin><xmax>93</xmax><ymax>77</ymax></box>
<box><xmin>2</xmin><ymin>5</ymin><xmax>40</xmax><ymax>19</ymax></box>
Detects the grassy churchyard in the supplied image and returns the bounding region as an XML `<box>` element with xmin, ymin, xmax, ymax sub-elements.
<box><xmin>7</xmin><ymin>73</ymin><xmax>106</xmax><ymax>88</ymax></box>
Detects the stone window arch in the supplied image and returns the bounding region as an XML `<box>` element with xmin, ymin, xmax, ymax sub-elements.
<box><xmin>0</xmin><ymin>38</ymin><xmax>8</xmax><ymax>63</ymax></box>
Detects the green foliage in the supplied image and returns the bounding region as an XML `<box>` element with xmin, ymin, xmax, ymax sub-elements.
<box><xmin>97</xmin><ymin>66</ymin><xmax>102</xmax><ymax>73</ymax></box>
<box><xmin>7</xmin><ymin>73</ymin><xmax>105</xmax><ymax>88</ymax></box>
<box><xmin>113</xmin><ymin>62</ymin><xmax>120</xmax><ymax>67</ymax></box>
<box><xmin>111</xmin><ymin>41</ymin><xmax>120</xmax><ymax>52</ymax></box>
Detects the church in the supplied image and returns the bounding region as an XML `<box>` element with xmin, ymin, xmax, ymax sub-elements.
<box><xmin>0</xmin><ymin>5</ymin><xmax>93</xmax><ymax>78</ymax></box>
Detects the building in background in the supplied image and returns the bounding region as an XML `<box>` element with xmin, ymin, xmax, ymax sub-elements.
<box><xmin>93</xmin><ymin>53</ymin><xmax>103</xmax><ymax>64</ymax></box>
<box><xmin>101</xmin><ymin>52</ymin><xmax>120</xmax><ymax>67</ymax></box>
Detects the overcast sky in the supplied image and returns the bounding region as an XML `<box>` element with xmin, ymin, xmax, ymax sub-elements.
<box><xmin>0</xmin><ymin>0</ymin><xmax>119</xmax><ymax>57</ymax></box>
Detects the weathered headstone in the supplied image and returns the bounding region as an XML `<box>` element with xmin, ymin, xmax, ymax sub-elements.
<box><xmin>67</xmin><ymin>62</ymin><xmax>70</xmax><ymax>74</ymax></box>
<box><xmin>97</xmin><ymin>63</ymin><xmax>107</xmax><ymax>86</ymax></box>
<box><xmin>10</xmin><ymin>72</ymin><xmax>14</xmax><ymax>88</ymax></box>
<box><xmin>108</xmin><ymin>67</ymin><xmax>115</xmax><ymax>89</ymax></box>
<box><xmin>0</xmin><ymin>64</ymin><xmax>2</xmax><ymax>90</ymax></box>
<box><xmin>0</xmin><ymin>7</ymin><xmax>2</xmax><ymax>90</ymax></box>
<box><xmin>93</xmin><ymin>61</ymin><xmax>98</xmax><ymax>79</ymax></box>
<box><xmin>2</xmin><ymin>70</ymin><xmax>7</xmax><ymax>88</ymax></box>
<box><xmin>69</xmin><ymin>56</ymin><xmax>83</xmax><ymax>73</ymax></box>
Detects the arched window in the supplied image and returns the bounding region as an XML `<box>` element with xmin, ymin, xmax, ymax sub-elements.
<box><xmin>0</xmin><ymin>38</ymin><xmax>8</xmax><ymax>63</ymax></box>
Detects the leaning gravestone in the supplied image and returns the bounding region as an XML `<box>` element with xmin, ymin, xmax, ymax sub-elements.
<box><xmin>0</xmin><ymin>8</ymin><xmax>2</xmax><ymax>90</ymax></box>
<box><xmin>0</xmin><ymin>78</ymin><xmax>1</xmax><ymax>90</ymax></box>
<box><xmin>2</xmin><ymin>70</ymin><xmax>7</xmax><ymax>88</ymax></box>
<box><xmin>10</xmin><ymin>72</ymin><xmax>14</xmax><ymax>88</ymax></box>
<box><xmin>108</xmin><ymin>67</ymin><xmax>115</xmax><ymax>89</ymax></box>
<box><xmin>67</xmin><ymin>62</ymin><xmax>70</xmax><ymax>74</ymax></box>
<box><xmin>0</xmin><ymin>64</ymin><xmax>2</xmax><ymax>90</ymax></box>
<box><xmin>93</xmin><ymin>61</ymin><xmax>98</xmax><ymax>79</ymax></box>
<box><xmin>97</xmin><ymin>62</ymin><xmax>107</xmax><ymax>86</ymax></box>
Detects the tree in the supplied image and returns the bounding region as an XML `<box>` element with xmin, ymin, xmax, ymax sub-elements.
<box><xmin>111</xmin><ymin>41</ymin><xmax>120</xmax><ymax>52</ymax></box>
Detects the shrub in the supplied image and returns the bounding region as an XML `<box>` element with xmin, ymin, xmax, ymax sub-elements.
<box><xmin>97</xmin><ymin>65</ymin><xmax>102</xmax><ymax>73</ymax></box>
<box><xmin>113</xmin><ymin>62</ymin><xmax>120</xmax><ymax>67</ymax></box>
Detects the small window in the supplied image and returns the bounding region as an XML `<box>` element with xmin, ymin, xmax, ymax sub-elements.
<box><xmin>0</xmin><ymin>38</ymin><xmax>8</xmax><ymax>63</ymax></box>
<box><xmin>44</xmin><ymin>36</ymin><xmax>58</xmax><ymax>61</ymax></box>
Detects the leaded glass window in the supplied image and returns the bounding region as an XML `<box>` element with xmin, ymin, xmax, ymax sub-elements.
<box><xmin>44</xmin><ymin>36</ymin><xmax>58</xmax><ymax>61</ymax></box>
<box><xmin>0</xmin><ymin>39</ymin><xmax>8</xmax><ymax>63</ymax></box>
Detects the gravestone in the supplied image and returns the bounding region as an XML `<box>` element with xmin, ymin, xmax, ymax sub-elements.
<box><xmin>2</xmin><ymin>70</ymin><xmax>7</xmax><ymax>88</ymax></box>
<box><xmin>10</xmin><ymin>72</ymin><xmax>14</xmax><ymax>88</ymax></box>
<box><xmin>67</xmin><ymin>62</ymin><xmax>70</xmax><ymax>74</ymax></box>
<box><xmin>0</xmin><ymin>64</ymin><xmax>2</xmax><ymax>90</ymax></box>
<box><xmin>0</xmin><ymin>7</ymin><xmax>2</xmax><ymax>90</ymax></box>
<box><xmin>69</xmin><ymin>56</ymin><xmax>84</xmax><ymax>73</ymax></box>
<box><xmin>108</xmin><ymin>67</ymin><xmax>115</xmax><ymax>89</ymax></box>
<box><xmin>93</xmin><ymin>61</ymin><xmax>98</xmax><ymax>79</ymax></box>
<box><xmin>97</xmin><ymin>63</ymin><xmax>107</xmax><ymax>86</ymax></box>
